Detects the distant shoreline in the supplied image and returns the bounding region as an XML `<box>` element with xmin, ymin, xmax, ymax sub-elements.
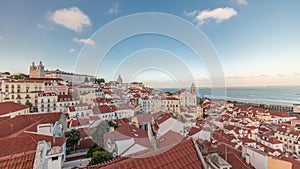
<box><xmin>158</xmin><ymin>87</ymin><xmax>300</xmax><ymax>107</ymax></box>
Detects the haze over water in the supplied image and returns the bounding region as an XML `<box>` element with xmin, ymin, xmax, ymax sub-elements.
<box><xmin>160</xmin><ymin>86</ymin><xmax>300</xmax><ymax>106</ymax></box>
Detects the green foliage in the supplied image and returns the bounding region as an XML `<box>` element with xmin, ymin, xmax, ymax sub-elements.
<box><xmin>95</xmin><ymin>78</ymin><xmax>105</xmax><ymax>83</ymax></box>
<box><xmin>227</xmin><ymin>100</ymin><xmax>238</xmax><ymax>104</ymax></box>
<box><xmin>25</xmin><ymin>101</ymin><xmax>33</xmax><ymax>108</ymax></box>
<box><xmin>89</xmin><ymin>151</ymin><xmax>112</xmax><ymax>166</ymax></box>
<box><xmin>203</xmin><ymin>113</ymin><xmax>209</xmax><ymax>119</ymax></box>
<box><xmin>197</xmin><ymin>97</ymin><xmax>203</xmax><ymax>105</ymax></box>
<box><xmin>87</xmin><ymin>143</ymin><xmax>104</xmax><ymax>158</ymax></box>
<box><xmin>10</xmin><ymin>73</ymin><xmax>29</xmax><ymax>80</ymax></box>
<box><xmin>65</xmin><ymin>129</ymin><xmax>81</xmax><ymax>148</ymax></box>
<box><xmin>108</xmin><ymin>120</ymin><xmax>119</xmax><ymax>129</ymax></box>
<box><xmin>91</xmin><ymin>120</ymin><xmax>110</xmax><ymax>148</ymax></box>
<box><xmin>3</xmin><ymin>72</ymin><xmax>10</xmax><ymax>75</ymax></box>
<box><xmin>84</xmin><ymin>77</ymin><xmax>89</xmax><ymax>82</ymax></box>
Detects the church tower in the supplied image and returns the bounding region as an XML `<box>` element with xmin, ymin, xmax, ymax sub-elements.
<box><xmin>117</xmin><ymin>74</ymin><xmax>123</xmax><ymax>84</ymax></box>
<box><xmin>29</xmin><ymin>61</ymin><xmax>45</xmax><ymax>78</ymax></box>
<box><xmin>191</xmin><ymin>83</ymin><xmax>196</xmax><ymax>94</ymax></box>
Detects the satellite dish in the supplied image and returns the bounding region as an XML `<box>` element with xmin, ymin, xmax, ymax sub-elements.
<box><xmin>112</xmin><ymin>151</ymin><xmax>117</xmax><ymax>158</ymax></box>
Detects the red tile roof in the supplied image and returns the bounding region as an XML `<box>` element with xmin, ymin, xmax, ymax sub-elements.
<box><xmin>69</xmin><ymin>119</ymin><xmax>89</xmax><ymax>127</ymax></box>
<box><xmin>93</xmin><ymin>105</ymin><xmax>117</xmax><ymax>114</ymax></box>
<box><xmin>281</xmin><ymin>156</ymin><xmax>300</xmax><ymax>169</ymax></box>
<box><xmin>0</xmin><ymin>132</ymin><xmax>66</xmax><ymax>157</ymax></box>
<box><xmin>165</xmin><ymin>97</ymin><xmax>180</xmax><ymax>101</ymax></box>
<box><xmin>156</xmin><ymin>113</ymin><xmax>172</xmax><ymax>125</ymax></box>
<box><xmin>89</xmin><ymin>115</ymin><xmax>100</xmax><ymax>121</ymax></box>
<box><xmin>38</xmin><ymin>92</ymin><xmax>57</xmax><ymax>97</ymax></box>
<box><xmin>156</xmin><ymin>131</ymin><xmax>185</xmax><ymax>149</ymax></box>
<box><xmin>136</xmin><ymin>114</ymin><xmax>153</xmax><ymax>123</ymax></box>
<box><xmin>88</xmin><ymin>139</ymin><xmax>202</xmax><ymax>169</ymax></box>
<box><xmin>93</xmin><ymin>98</ymin><xmax>113</xmax><ymax>103</ymax></box>
<box><xmin>75</xmin><ymin>103</ymin><xmax>89</xmax><ymax>107</ymax></box>
<box><xmin>224</xmin><ymin>125</ymin><xmax>235</xmax><ymax>131</ymax></box>
<box><xmin>75</xmin><ymin>138</ymin><xmax>93</xmax><ymax>150</ymax></box>
<box><xmin>24</xmin><ymin>77</ymin><xmax>63</xmax><ymax>81</ymax></box>
<box><xmin>0</xmin><ymin>150</ymin><xmax>36</xmax><ymax>169</ymax></box>
<box><xmin>0</xmin><ymin>102</ymin><xmax>28</xmax><ymax>116</ymax></box>
<box><xmin>0</xmin><ymin>112</ymin><xmax>63</xmax><ymax>138</ymax></box>
<box><xmin>114</xmin><ymin>118</ymin><xmax>130</xmax><ymax>126</ymax></box>
<box><xmin>187</xmin><ymin>127</ymin><xmax>202</xmax><ymax>136</ymax></box>
<box><xmin>268</xmin><ymin>110</ymin><xmax>293</xmax><ymax>118</ymax></box>
<box><xmin>58</xmin><ymin>94</ymin><xmax>74</xmax><ymax>100</ymax></box>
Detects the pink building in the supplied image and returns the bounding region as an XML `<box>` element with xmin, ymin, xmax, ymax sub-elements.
<box><xmin>44</xmin><ymin>82</ymin><xmax>68</xmax><ymax>95</ymax></box>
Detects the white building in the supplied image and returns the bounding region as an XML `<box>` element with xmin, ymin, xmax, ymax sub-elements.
<box><xmin>45</xmin><ymin>69</ymin><xmax>95</xmax><ymax>84</ymax></box>
<box><xmin>37</xmin><ymin>92</ymin><xmax>58</xmax><ymax>113</ymax></box>
<box><xmin>68</xmin><ymin>103</ymin><xmax>92</xmax><ymax>119</ymax></box>
<box><xmin>57</xmin><ymin>94</ymin><xmax>80</xmax><ymax>113</ymax></box>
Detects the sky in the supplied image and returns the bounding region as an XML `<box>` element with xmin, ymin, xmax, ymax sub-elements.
<box><xmin>0</xmin><ymin>0</ymin><xmax>300</xmax><ymax>87</ymax></box>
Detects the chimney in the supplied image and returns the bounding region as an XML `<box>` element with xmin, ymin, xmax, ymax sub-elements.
<box><xmin>53</xmin><ymin>136</ymin><xmax>56</xmax><ymax>144</ymax></box>
<box><xmin>148</xmin><ymin>123</ymin><xmax>156</xmax><ymax>150</ymax></box>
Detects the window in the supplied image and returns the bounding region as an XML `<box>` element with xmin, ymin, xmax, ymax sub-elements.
<box><xmin>52</xmin><ymin>156</ymin><xmax>58</xmax><ymax>161</ymax></box>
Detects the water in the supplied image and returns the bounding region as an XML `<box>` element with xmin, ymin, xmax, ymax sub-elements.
<box><xmin>158</xmin><ymin>87</ymin><xmax>300</xmax><ymax>106</ymax></box>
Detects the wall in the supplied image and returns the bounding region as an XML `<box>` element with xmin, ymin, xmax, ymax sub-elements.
<box><xmin>268</xmin><ymin>156</ymin><xmax>291</xmax><ymax>169</ymax></box>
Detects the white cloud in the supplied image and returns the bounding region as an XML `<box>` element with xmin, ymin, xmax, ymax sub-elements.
<box><xmin>72</xmin><ymin>38</ymin><xmax>95</xmax><ymax>46</ymax></box>
<box><xmin>183</xmin><ymin>10</ymin><xmax>198</xmax><ymax>17</ymax></box>
<box><xmin>235</xmin><ymin>0</ymin><xmax>248</xmax><ymax>5</ymax></box>
<box><xmin>185</xmin><ymin>7</ymin><xmax>237</xmax><ymax>26</ymax></box>
<box><xmin>69</xmin><ymin>48</ymin><xmax>75</xmax><ymax>53</ymax></box>
<box><xmin>107</xmin><ymin>3</ymin><xmax>119</xmax><ymax>15</ymax></box>
<box><xmin>49</xmin><ymin>7</ymin><xmax>91</xmax><ymax>32</ymax></box>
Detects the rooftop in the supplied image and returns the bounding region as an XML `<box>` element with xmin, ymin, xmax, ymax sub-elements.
<box><xmin>89</xmin><ymin>139</ymin><xmax>202</xmax><ymax>169</ymax></box>
<box><xmin>0</xmin><ymin>102</ymin><xmax>28</xmax><ymax>116</ymax></box>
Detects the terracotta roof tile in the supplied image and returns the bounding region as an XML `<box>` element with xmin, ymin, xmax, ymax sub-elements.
<box><xmin>89</xmin><ymin>139</ymin><xmax>202</xmax><ymax>169</ymax></box>
<box><xmin>0</xmin><ymin>150</ymin><xmax>36</xmax><ymax>169</ymax></box>
<box><xmin>0</xmin><ymin>132</ymin><xmax>66</xmax><ymax>157</ymax></box>
<box><xmin>0</xmin><ymin>112</ymin><xmax>63</xmax><ymax>138</ymax></box>
<box><xmin>93</xmin><ymin>105</ymin><xmax>117</xmax><ymax>114</ymax></box>
<box><xmin>0</xmin><ymin>102</ymin><xmax>28</xmax><ymax>116</ymax></box>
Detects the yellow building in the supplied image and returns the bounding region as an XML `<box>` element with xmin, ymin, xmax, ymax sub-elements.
<box><xmin>152</xmin><ymin>96</ymin><xmax>180</xmax><ymax>115</ymax></box>
<box><xmin>79</xmin><ymin>92</ymin><xmax>96</xmax><ymax>105</ymax></box>
<box><xmin>1</xmin><ymin>80</ymin><xmax>44</xmax><ymax>106</ymax></box>
<box><xmin>268</xmin><ymin>156</ymin><xmax>292</xmax><ymax>169</ymax></box>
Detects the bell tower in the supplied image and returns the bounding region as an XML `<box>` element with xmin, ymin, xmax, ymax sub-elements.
<box><xmin>191</xmin><ymin>83</ymin><xmax>196</xmax><ymax>94</ymax></box>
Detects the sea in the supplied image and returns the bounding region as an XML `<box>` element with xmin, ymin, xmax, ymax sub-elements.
<box><xmin>158</xmin><ymin>86</ymin><xmax>300</xmax><ymax>106</ymax></box>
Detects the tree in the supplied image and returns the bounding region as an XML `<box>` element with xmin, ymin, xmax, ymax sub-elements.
<box><xmin>89</xmin><ymin>151</ymin><xmax>112</xmax><ymax>166</ymax></box>
<box><xmin>3</xmin><ymin>72</ymin><xmax>10</xmax><ymax>75</ymax></box>
<box><xmin>87</xmin><ymin>143</ymin><xmax>104</xmax><ymax>158</ymax></box>
<box><xmin>108</xmin><ymin>120</ymin><xmax>119</xmax><ymax>129</ymax></box>
<box><xmin>197</xmin><ymin>97</ymin><xmax>203</xmax><ymax>105</ymax></box>
<box><xmin>25</xmin><ymin>101</ymin><xmax>33</xmax><ymax>108</ymax></box>
<box><xmin>65</xmin><ymin>129</ymin><xmax>80</xmax><ymax>151</ymax></box>
<box><xmin>10</xmin><ymin>73</ymin><xmax>28</xmax><ymax>80</ymax></box>
<box><xmin>91</xmin><ymin>120</ymin><xmax>110</xmax><ymax>148</ymax></box>
<box><xmin>95</xmin><ymin>78</ymin><xmax>105</xmax><ymax>83</ymax></box>
<box><xmin>84</xmin><ymin>77</ymin><xmax>89</xmax><ymax>83</ymax></box>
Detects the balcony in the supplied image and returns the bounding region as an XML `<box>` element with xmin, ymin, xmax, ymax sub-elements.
<box><xmin>17</xmin><ymin>96</ymin><xmax>22</xmax><ymax>99</ymax></box>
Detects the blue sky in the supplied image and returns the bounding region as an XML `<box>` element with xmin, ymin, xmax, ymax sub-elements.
<box><xmin>0</xmin><ymin>0</ymin><xmax>300</xmax><ymax>87</ymax></box>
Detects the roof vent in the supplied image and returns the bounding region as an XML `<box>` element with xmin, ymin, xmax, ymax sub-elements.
<box><xmin>159</xmin><ymin>138</ymin><xmax>165</xmax><ymax>143</ymax></box>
